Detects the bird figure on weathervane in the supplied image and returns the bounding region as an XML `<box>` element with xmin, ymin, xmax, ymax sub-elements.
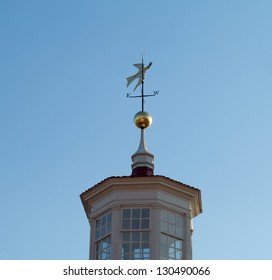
<box><xmin>126</xmin><ymin>62</ymin><xmax>152</xmax><ymax>92</ymax></box>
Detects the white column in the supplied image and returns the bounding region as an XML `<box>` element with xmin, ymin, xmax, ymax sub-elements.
<box><xmin>183</xmin><ymin>212</ymin><xmax>192</xmax><ymax>260</ymax></box>
<box><xmin>89</xmin><ymin>218</ymin><xmax>95</xmax><ymax>260</ymax></box>
<box><xmin>111</xmin><ymin>206</ymin><xmax>121</xmax><ymax>259</ymax></box>
<box><xmin>150</xmin><ymin>205</ymin><xmax>161</xmax><ymax>259</ymax></box>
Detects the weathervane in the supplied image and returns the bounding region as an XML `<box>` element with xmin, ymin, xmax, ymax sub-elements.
<box><xmin>126</xmin><ymin>57</ymin><xmax>159</xmax><ymax>112</ymax></box>
<box><xmin>126</xmin><ymin>57</ymin><xmax>159</xmax><ymax>130</ymax></box>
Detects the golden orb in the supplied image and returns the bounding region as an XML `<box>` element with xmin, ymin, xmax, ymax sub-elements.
<box><xmin>134</xmin><ymin>111</ymin><xmax>152</xmax><ymax>129</ymax></box>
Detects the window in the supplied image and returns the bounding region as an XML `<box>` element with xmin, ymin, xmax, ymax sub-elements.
<box><xmin>161</xmin><ymin>234</ymin><xmax>182</xmax><ymax>260</ymax></box>
<box><xmin>121</xmin><ymin>208</ymin><xmax>150</xmax><ymax>260</ymax></box>
<box><xmin>160</xmin><ymin>210</ymin><xmax>184</xmax><ymax>259</ymax></box>
<box><xmin>95</xmin><ymin>212</ymin><xmax>112</xmax><ymax>259</ymax></box>
<box><xmin>96</xmin><ymin>236</ymin><xmax>111</xmax><ymax>260</ymax></box>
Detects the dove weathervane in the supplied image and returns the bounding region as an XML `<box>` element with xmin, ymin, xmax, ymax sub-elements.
<box><xmin>126</xmin><ymin>58</ymin><xmax>159</xmax><ymax>112</ymax></box>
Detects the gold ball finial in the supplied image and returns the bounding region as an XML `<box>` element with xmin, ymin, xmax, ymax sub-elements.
<box><xmin>134</xmin><ymin>111</ymin><xmax>152</xmax><ymax>129</ymax></box>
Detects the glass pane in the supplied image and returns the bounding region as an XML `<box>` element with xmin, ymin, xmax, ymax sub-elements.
<box><xmin>142</xmin><ymin>232</ymin><xmax>149</xmax><ymax>241</ymax></box>
<box><xmin>175</xmin><ymin>240</ymin><xmax>182</xmax><ymax>250</ymax></box>
<box><xmin>101</xmin><ymin>215</ymin><xmax>106</xmax><ymax>225</ymax></box>
<box><xmin>161</xmin><ymin>210</ymin><xmax>167</xmax><ymax>221</ymax></box>
<box><xmin>132</xmin><ymin>232</ymin><xmax>140</xmax><ymax>241</ymax></box>
<box><xmin>97</xmin><ymin>241</ymin><xmax>102</xmax><ymax>251</ymax></box>
<box><xmin>102</xmin><ymin>240</ymin><xmax>108</xmax><ymax>249</ymax></box>
<box><xmin>107</xmin><ymin>212</ymin><xmax>112</xmax><ymax>222</ymax></box>
<box><xmin>143</xmin><ymin>253</ymin><xmax>150</xmax><ymax>259</ymax></box>
<box><xmin>142</xmin><ymin>242</ymin><xmax>149</xmax><ymax>250</ymax></box>
<box><xmin>107</xmin><ymin>223</ymin><xmax>112</xmax><ymax>233</ymax></box>
<box><xmin>169</xmin><ymin>213</ymin><xmax>175</xmax><ymax>224</ymax></box>
<box><xmin>169</xmin><ymin>224</ymin><xmax>175</xmax><ymax>235</ymax></box>
<box><xmin>141</xmin><ymin>219</ymin><xmax>149</xmax><ymax>229</ymax></box>
<box><xmin>132</xmin><ymin>209</ymin><xmax>140</xmax><ymax>218</ymax></box>
<box><xmin>101</xmin><ymin>226</ymin><xmax>106</xmax><ymax>237</ymax></box>
<box><xmin>176</xmin><ymin>215</ymin><xmax>183</xmax><ymax>226</ymax></box>
<box><xmin>176</xmin><ymin>250</ymin><xmax>182</xmax><ymax>259</ymax></box>
<box><xmin>176</xmin><ymin>226</ymin><xmax>183</xmax><ymax>238</ymax></box>
<box><xmin>122</xmin><ymin>220</ymin><xmax>130</xmax><ymax>229</ymax></box>
<box><xmin>123</xmin><ymin>253</ymin><xmax>130</xmax><ymax>260</ymax></box>
<box><xmin>95</xmin><ymin>230</ymin><xmax>100</xmax><ymax>239</ymax></box>
<box><xmin>132</xmin><ymin>243</ymin><xmax>140</xmax><ymax>251</ymax></box>
<box><xmin>122</xmin><ymin>232</ymin><xmax>130</xmax><ymax>241</ymax></box>
<box><xmin>161</xmin><ymin>234</ymin><xmax>167</xmax><ymax>245</ymax></box>
<box><xmin>132</xmin><ymin>219</ymin><xmax>140</xmax><ymax>229</ymax></box>
<box><xmin>123</xmin><ymin>243</ymin><xmax>130</xmax><ymax>254</ymax></box>
<box><xmin>123</xmin><ymin>209</ymin><xmax>131</xmax><ymax>219</ymax></box>
<box><xmin>133</xmin><ymin>253</ymin><xmax>141</xmax><ymax>260</ymax></box>
<box><xmin>142</xmin><ymin>208</ymin><xmax>150</xmax><ymax>218</ymax></box>
<box><xmin>161</xmin><ymin>221</ymin><xmax>168</xmax><ymax>232</ymax></box>
<box><xmin>169</xmin><ymin>255</ymin><xmax>175</xmax><ymax>260</ymax></box>
<box><xmin>169</xmin><ymin>237</ymin><xmax>176</xmax><ymax>247</ymax></box>
<box><xmin>161</xmin><ymin>244</ymin><xmax>168</xmax><ymax>256</ymax></box>
<box><xmin>169</xmin><ymin>246</ymin><xmax>175</xmax><ymax>255</ymax></box>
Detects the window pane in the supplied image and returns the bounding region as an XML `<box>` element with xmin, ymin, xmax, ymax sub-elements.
<box><xmin>132</xmin><ymin>243</ymin><xmax>140</xmax><ymax>251</ymax></box>
<box><xmin>142</xmin><ymin>232</ymin><xmax>149</xmax><ymax>241</ymax></box>
<box><xmin>102</xmin><ymin>240</ymin><xmax>108</xmax><ymax>249</ymax></box>
<box><xmin>161</xmin><ymin>234</ymin><xmax>167</xmax><ymax>245</ymax></box>
<box><xmin>132</xmin><ymin>219</ymin><xmax>140</xmax><ymax>229</ymax></box>
<box><xmin>141</xmin><ymin>219</ymin><xmax>149</xmax><ymax>229</ymax></box>
<box><xmin>132</xmin><ymin>209</ymin><xmax>140</xmax><ymax>218</ymax></box>
<box><xmin>176</xmin><ymin>250</ymin><xmax>182</xmax><ymax>259</ymax></box>
<box><xmin>161</xmin><ymin>244</ymin><xmax>168</xmax><ymax>256</ymax></box>
<box><xmin>142</xmin><ymin>242</ymin><xmax>149</xmax><ymax>250</ymax></box>
<box><xmin>123</xmin><ymin>253</ymin><xmax>130</xmax><ymax>260</ymax></box>
<box><xmin>161</xmin><ymin>210</ymin><xmax>168</xmax><ymax>221</ymax></box>
<box><xmin>123</xmin><ymin>209</ymin><xmax>131</xmax><ymax>219</ymax></box>
<box><xmin>160</xmin><ymin>233</ymin><xmax>182</xmax><ymax>260</ymax></box>
<box><xmin>122</xmin><ymin>220</ymin><xmax>130</xmax><ymax>229</ymax></box>
<box><xmin>175</xmin><ymin>240</ymin><xmax>182</xmax><ymax>250</ymax></box>
<box><xmin>143</xmin><ymin>253</ymin><xmax>149</xmax><ymax>259</ymax></box>
<box><xmin>101</xmin><ymin>215</ymin><xmax>106</xmax><ymax>225</ymax></box>
<box><xmin>101</xmin><ymin>226</ymin><xmax>106</xmax><ymax>237</ymax></box>
<box><xmin>169</xmin><ymin>237</ymin><xmax>176</xmax><ymax>247</ymax></box>
<box><xmin>142</xmin><ymin>208</ymin><xmax>150</xmax><ymax>218</ymax></box>
<box><xmin>169</xmin><ymin>213</ymin><xmax>175</xmax><ymax>224</ymax></box>
<box><xmin>96</xmin><ymin>236</ymin><xmax>111</xmax><ymax>260</ymax></box>
<box><xmin>122</xmin><ymin>232</ymin><xmax>130</xmax><ymax>241</ymax></box>
<box><xmin>123</xmin><ymin>243</ymin><xmax>130</xmax><ymax>254</ymax></box>
<box><xmin>176</xmin><ymin>227</ymin><xmax>183</xmax><ymax>238</ymax></box>
<box><xmin>169</xmin><ymin>224</ymin><xmax>175</xmax><ymax>235</ymax></box>
<box><xmin>132</xmin><ymin>232</ymin><xmax>140</xmax><ymax>241</ymax></box>
<box><xmin>108</xmin><ymin>223</ymin><xmax>112</xmax><ymax>233</ymax></box>
<box><xmin>95</xmin><ymin>212</ymin><xmax>112</xmax><ymax>240</ymax></box>
<box><xmin>176</xmin><ymin>215</ymin><xmax>183</xmax><ymax>226</ymax></box>
<box><xmin>161</xmin><ymin>221</ymin><xmax>168</xmax><ymax>232</ymax></box>
<box><xmin>97</xmin><ymin>241</ymin><xmax>102</xmax><ymax>251</ymax></box>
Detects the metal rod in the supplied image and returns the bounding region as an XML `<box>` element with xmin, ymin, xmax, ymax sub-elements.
<box><xmin>141</xmin><ymin>56</ymin><xmax>144</xmax><ymax>111</ymax></box>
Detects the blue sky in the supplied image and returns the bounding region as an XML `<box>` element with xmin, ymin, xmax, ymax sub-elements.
<box><xmin>1</xmin><ymin>0</ymin><xmax>272</xmax><ymax>259</ymax></box>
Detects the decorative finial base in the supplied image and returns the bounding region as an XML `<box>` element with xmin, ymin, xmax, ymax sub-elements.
<box><xmin>132</xmin><ymin>166</ymin><xmax>154</xmax><ymax>177</ymax></box>
<box><xmin>131</xmin><ymin>128</ymin><xmax>154</xmax><ymax>177</ymax></box>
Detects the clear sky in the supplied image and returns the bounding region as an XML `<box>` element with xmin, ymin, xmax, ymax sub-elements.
<box><xmin>1</xmin><ymin>0</ymin><xmax>272</xmax><ymax>260</ymax></box>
